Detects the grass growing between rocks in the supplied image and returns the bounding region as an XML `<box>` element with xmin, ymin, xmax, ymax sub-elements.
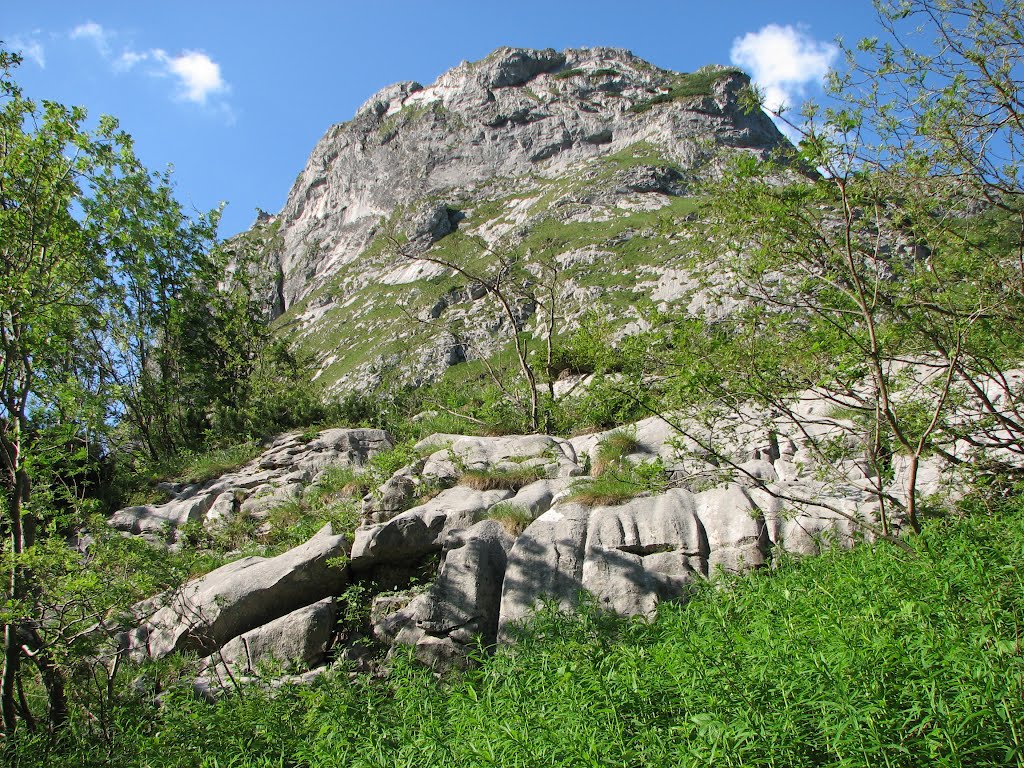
<box><xmin>12</xmin><ymin>504</ymin><xmax>1023</xmax><ymax>767</ymax></box>
<box><xmin>592</xmin><ymin>428</ymin><xmax>641</xmax><ymax>475</ymax></box>
<box><xmin>480</xmin><ymin>501</ymin><xmax>535</xmax><ymax>535</ymax></box>
<box><xmin>567</xmin><ymin>458</ymin><xmax>668</xmax><ymax>506</ymax></box>
<box><xmin>459</xmin><ymin>465</ymin><xmax>548</xmax><ymax>491</ymax></box>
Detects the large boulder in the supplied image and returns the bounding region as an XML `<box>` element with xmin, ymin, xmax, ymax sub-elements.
<box><xmin>498</xmin><ymin>504</ymin><xmax>592</xmax><ymax>639</ymax></box>
<box><xmin>497</xmin><ymin>484</ymin><xmax>773</xmax><ymax>638</ymax></box>
<box><xmin>350</xmin><ymin>486</ymin><xmax>514</xmax><ymax>574</ymax></box>
<box><xmin>198</xmin><ymin>598</ymin><xmax>336</xmax><ymax>679</ymax></box>
<box><xmin>582</xmin><ymin>490</ymin><xmax>708</xmax><ymax>616</ymax></box>
<box><xmin>376</xmin><ymin>520</ymin><xmax>514</xmax><ymax>668</ymax></box>
<box><xmin>129</xmin><ymin>524</ymin><xmax>349</xmax><ymax>659</ymax></box>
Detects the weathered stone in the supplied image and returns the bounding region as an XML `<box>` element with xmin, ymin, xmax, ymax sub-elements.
<box><xmin>498</xmin><ymin>505</ymin><xmax>591</xmax><ymax>639</ymax></box>
<box><xmin>350</xmin><ymin>486</ymin><xmax>513</xmax><ymax>571</ymax></box>
<box><xmin>199</xmin><ymin>597</ymin><xmax>336</xmax><ymax>677</ymax></box>
<box><xmin>253</xmin><ymin>47</ymin><xmax>787</xmax><ymax>392</ymax></box>
<box><xmin>418</xmin><ymin>433</ymin><xmax>582</xmax><ymax>481</ymax></box>
<box><xmin>692</xmin><ymin>485</ymin><xmax>770</xmax><ymax>574</ymax></box>
<box><xmin>108</xmin><ymin>428</ymin><xmax>393</xmax><ymax>543</ymax></box>
<box><xmin>380</xmin><ymin>521</ymin><xmax>513</xmax><ymax>667</ymax></box>
<box><xmin>108</xmin><ymin>493</ymin><xmax>215</xmax><ymax>542</ymax></box>
<box><xmin>582</xmin><ymin>490</ymin><xmax>707</xmax><ymax>616</ymax></box>
<box><xmin>131</xmin><ymin>524</ymin><xmax>348</xmax><ymax>660</ymax></box>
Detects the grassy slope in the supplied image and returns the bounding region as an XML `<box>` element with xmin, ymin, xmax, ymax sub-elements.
<box><xmin>19</xmin><ymin>505</ymin><xmax>1023</xmax><ymax>767</ymax></box>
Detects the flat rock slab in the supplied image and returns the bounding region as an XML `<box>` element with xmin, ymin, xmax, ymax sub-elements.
<box><xmin>415</xmin><ymin>433</ymin><xmax>583</xmax><ymax>481</ymax></box>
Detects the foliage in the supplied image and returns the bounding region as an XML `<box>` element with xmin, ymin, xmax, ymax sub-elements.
<box><xmin>0</xmin><ymin>47</ymin><xmax>328</xmax><ymax>734</ymax></box>
<box><xmin>686</xmin><ymin>0</ymin><xmax>1024</xmax><ymax>535</ymax></box>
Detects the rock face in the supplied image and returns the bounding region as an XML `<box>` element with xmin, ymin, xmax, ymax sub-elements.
<box><xmin>115</xmin><ymin>391</ymin><xmax>921</xmax><ymax>680</ymax></box>
<box><xmin>116</xmin><ymin>401</ymin><xmax>894</xmax><ymax>678</ymax></box>
<box><xmin>270</xmin><ymin>48</ymin><xmax>780</xmax><ymax>311</ymax></box>
<box><xmin>244</xmin><ymin>47</ymin><xmax>790</xmax><ymax>392</ymax></box>
<box><xmin>198</xmin><ymin>598</ymin><xmax>336</xmax><ymax>679</ymax></box>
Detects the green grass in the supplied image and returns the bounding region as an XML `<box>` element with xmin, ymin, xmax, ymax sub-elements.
<box><xmin>17</xmin><ymin>505</ymin><xmax>1024</xmax><ymax>766</ymax></box>
<box><xmin>567</xmin><ymin>458</ymin><xmax>668</xmax><ymax>506</ymax></box>
<box><xmin>480</xmin><ymin>501</ymin><xmax>535</xmax><ymax>535</ymax></box>
<box><xmin>593</xmin><ymin>428</ymin><xmax>641</xmax><ymax>475</ymax></box>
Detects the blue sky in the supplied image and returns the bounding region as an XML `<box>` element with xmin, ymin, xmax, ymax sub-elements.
<box><xmin>3</xmin><ymin>2</ymin><xmax>881</xmax><ymax>237</ymax></box>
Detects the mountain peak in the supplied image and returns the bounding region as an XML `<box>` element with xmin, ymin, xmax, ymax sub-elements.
<box><xmin>253</xmin><ymin>48</ymin><xmax>786</xmax><ymax>391</ymax></box>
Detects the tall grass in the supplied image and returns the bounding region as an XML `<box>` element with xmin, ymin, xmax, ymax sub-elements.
<box><xmin>8</xmin><ymin>507</ymin><xmax>1024</xmax><ymax>767</ymax></box>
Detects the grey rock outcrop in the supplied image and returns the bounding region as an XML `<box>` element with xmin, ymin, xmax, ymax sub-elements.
<box><xmin>109</xmin><ymin>428</ymin><xmax>392</xmax><ymax>544</ymax></box>
<box><xmin>350</xmin><ymin>486</ymin><xmax>514</xmax><ymax>578</ymax></box>
<box><xmin>129</xmin><ymin>524</ymin><xmax>348</xmax><ymax>660</ymax></box>
<box><xmin>373</xmin><ymin>520</ymin><xmax>514</xmax><ymax>668</ymax></box>
<box><xmin>198</xmin><ymin>598</ymin><xmax>336</xmax><ymax>679</ymax></box>
<box><xmin>247</xmin><ymin>47</ymin><xmax>789</xmax><ymax>392</ymax></box>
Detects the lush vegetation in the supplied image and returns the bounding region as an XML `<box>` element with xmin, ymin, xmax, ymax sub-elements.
<box><xmin>5</xmin><ymin>501</ymin><xmax>1022</xmax><ymax>767</ymax></box>
<box><xmin>1</xmin><ymin>0</ymin><xmax>1023</xmax><ymax>761</ymax></box>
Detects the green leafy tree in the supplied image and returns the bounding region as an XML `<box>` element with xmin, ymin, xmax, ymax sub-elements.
<box><xmin>0</xmin><ymin>47</ymin><xmax>302</xmax><ymax>736</ymax></box>
<box><xmin>688</xmin><ymin>0</ymin><xmax>1024</xmax><ymax>534</ymax></box>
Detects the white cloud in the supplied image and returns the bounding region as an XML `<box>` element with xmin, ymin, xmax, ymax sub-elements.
<box><xmin>69</xmin><ymin>21</ymin><xmax>111</xmax><ymax>57</ymax></box>
<box><xmin>114</xmin><ymin>49</ymin><xmax>149</xmax><ymax>72</ymax></box>
<box><xmin>9</xmin><ymin>35</ymin><xmax>45</xmax><ymax>68</ymax></box>
<box><xmin>65</xmin><ymin>21</ymin><xmax>231</xmax><ymax>113</ymax></box>
<box><xmin>730</xmin><ymin>24</ymin><xmax>838</xmax><ymax>115</ymax></box>
<box><xmin>154</xmin><ymin>49</ymin><xmax>227</xmax><ymax>104</ymax></box>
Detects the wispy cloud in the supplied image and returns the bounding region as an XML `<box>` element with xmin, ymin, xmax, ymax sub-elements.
<box><xmin>66</xmin><ymin>21</ymin><xmax>231</xmax><ymax>115</ymax></box>
<box><xmin>69</xmin><ymin>21</ymin><xmax>111</xmax><ymax>57</ymax></box>
<box><xmin>8</xmin><ymin>33</ymin><xmax>46</xmax><ymax>68</ymax></box>
<box><xmin>730</xmin><ymin>24</ymin><xmax>838</xmax><ymax>117</ymax></box>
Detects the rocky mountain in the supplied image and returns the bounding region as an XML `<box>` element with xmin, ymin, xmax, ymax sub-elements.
<box><xmin>112</xmin><ymin>45</ymin><xmax>1022</xmax><ymax>689</ymax></box>
<box><xmin>246</xmin><ymin>46</ymin><xmax>789</xmax><ymax>391</ymax></box>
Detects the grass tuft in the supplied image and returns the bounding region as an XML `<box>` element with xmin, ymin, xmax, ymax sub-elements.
<box><xmin>459</xmin><ymin>465</ymin><xmax>548</xmax><ymax>491</ymax></box>
<box><xmin>593</xmin><ymin>429</ymin><xmax>641</xmax><ymax>475</ymax></box>
<box><xmin>482</xmin><ymin>502</ymin><xmax>535</xmax><ymax>536</ymax></box>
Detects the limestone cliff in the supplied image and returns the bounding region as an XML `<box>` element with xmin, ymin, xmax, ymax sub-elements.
<box><xmin>249</xmin><ymin>47</ymin><xmax>788</xmax><ymax>391</ymax></box>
